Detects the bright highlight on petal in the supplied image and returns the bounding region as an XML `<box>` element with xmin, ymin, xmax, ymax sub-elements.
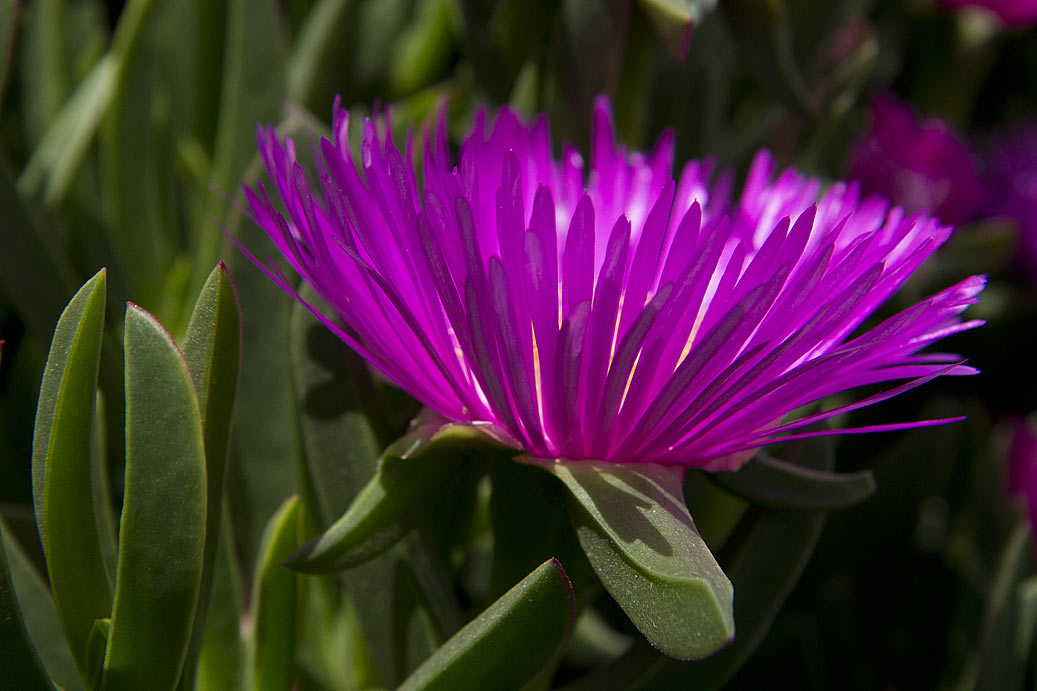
<box><xmin>244</xmin><ymin>96</ymin><xmax>983</xmax><ymax>470</ymax></box>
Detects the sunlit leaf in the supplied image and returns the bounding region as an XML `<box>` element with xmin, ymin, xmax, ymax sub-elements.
<box><xmin>525</xmin><ymin>458</ymin><xmax>734</xmax><ymax>660</ymax></box>
<box><xmin>101</xmin><ymin>305</ymin><xmax>206</xmax><ymax>691</ymax></box>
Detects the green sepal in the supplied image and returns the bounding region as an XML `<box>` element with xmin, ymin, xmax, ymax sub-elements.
<box><xmin>397</xmin><ymin>558</ymin><xmax>576</xmax><ymax>691</ymax></box>
<box><xmin>248</xmin><ymin>496</ymin><xmax>300</xmax><ymax>691</ymax></box>
<box><xmin>524</xmin><ymin>458</ymin><xmax>734</xmax><ymax>660</ymax></box>
<box><xmin>101</xmin><ymin>305</ymin><xmax>206</xmax><ymax>691</ymax></box>
<box><xmin>710</xmin><ymin>452</ymin><xmax>876</xmax><ymax>510</ymax></box>
<box><xmin>286</xmin><ymin>420</ymin><xmax>512</xmax><ymax>573</ymax></box>
<box><xmin>0</xmin><ymin>522</ymin><xmax>56</xmax><ymax>691</ymax></box>
<box><xmin>31</xmin><ymin>269</ymin><xmax>112</xmax><ymax>681</ymax></box>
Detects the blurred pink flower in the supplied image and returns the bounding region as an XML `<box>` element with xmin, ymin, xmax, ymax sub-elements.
<box><xmin>937</xmin><ymin>0</ymin><xmax>1037</xmax><ymax>26</ymax></box>
<box><xmin>848</xmin><ymin>93</ymin><xmax>985</xmax><ymax>226</ymax></box>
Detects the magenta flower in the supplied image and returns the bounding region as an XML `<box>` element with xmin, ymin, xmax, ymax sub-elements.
<box><xmin>847</xmin><ymin>93</ymin><xmax>985</xmax><ymax>227</ymax></box>
<box><xmin>937</xmin><ymin>0</ymin><xmax>1037</xmax><ymax>26</ymax></box>
<box><xmin>244</xmin><ymin>97</ymin><xmax>983</xmax><ymax>471</ymax></box>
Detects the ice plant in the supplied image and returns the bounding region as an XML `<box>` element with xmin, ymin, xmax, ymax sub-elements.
<box><xmin>244</xmin><ymin>97</ymin><xmax>983</xmax><ymax>472</ymax></box>
<box><xmin>847</xmin><ymin>93</ymin><xmax>984</xmax><ymax>227</ymax></box>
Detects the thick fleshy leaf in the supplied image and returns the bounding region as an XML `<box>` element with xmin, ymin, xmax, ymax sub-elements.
<box><xmin>642</xmin><ymin>506</ymin><xmax>827</xmax><ymax>689</ymax></box>
<box><xmin>194</xmin><ymin>518</ymin><xmax>245</xmax><ymax>691</ymax></box>
<box><xmin>0</xmin><ymin>520</ymin><xmax>82</xmax><ymax>691</ymax></box>
<box><xmin>287</xmin><ymin>0</ymin><xmax>356</xmax><ymax>108</ymax></box>
<box><xmin>525</xmin><ymin>458</ymin><xmax>734</xmax><ymax>660</ymax></box>
<box><xmin>0</xmin><ymin>523</ymin><xmax>55</xmax><ymax>691</ymax></box>
<box><xmin>387</xmin><ymin>0</ymin><xmax>455</xmax><ymax>96</ymax></box>
<box><xmin>0</xmin><ymin>160</ymin><xmax>77</xmax><ymax>338</ymax></box>
<box><xmin>488</xmin><ymin>458</ymin><xmax>588</xmax><ymax>602</ymax></box>
<box><xmin>290</xmin><ymin>293</ymin><xmax>381</xmax><ymax>528</ymax></box>
<box><xmin>971</xmin><ymin>523</ymin><xmax>1033</xmax><ymax>690</ymax></box>
<box><xmin>637</xmin><ymin>0</ymin><xmax>716</xmax><ymax>61</ymax></box>
<box><xmin>101</xmin><ymin>305</ymin><xmax>206</xmax><ymax>691</ymax></box>
<box><xmin>0</xmin><ymin>0</ymin><xmax>19</xmax><ymax>112</ymax></box>
<box><xmin>31</xmin><ymin>269</ymin><xmax>112</xmax><ymax>679</ymax></box>
<box><xmin>397</xmin><ymin>558</ymin><xmax>575</xmax><ymax>691</ymax></box>
<box><xmin>84</xmin><ymin>618</ymin><xmax>110</xmax><ymax>691</ymax></box>
<box><xmin>179</xmin><ymin>261</ymin><xmax>242</xmax><ymax>683</ymax></box>
<box><xmin>90</xmin><ymin>390</ymin><xmax>118</xmax><ymax>590</ymax></box>
<box><xmin>710</xmin><ymin>452</ymin><xmax>876</xmax><ymax>509</ymax></box>
<box><xmin>287</xmin><ymin>421</ymin><xmax>511</xmax><ymax>573</ymax></box>
<box><xmin>346</xmin><ymin>549</ymin><xmax>442</xmax><ymax>688</ymax></box>
<box><xmin>248</xmin><ymin>496</ymin><xmax>300</xmax><ymax>691</ymax></box>
<box><xmin>98</xmin><ymin>0</ymin><xmax>176</xmax><ymax>309</ymax></box>
<box><xmin>17</xmin><ymin>0</ymin><xmax>160</xmax><ymax>203</ymax></box>
<box><xmin>193</xmin><ymin>0</ymin><xmax>285</xmax><ymax>287</ymax></box>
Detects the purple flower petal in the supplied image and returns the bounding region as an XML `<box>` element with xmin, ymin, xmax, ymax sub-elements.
<box><xmin>244</xmin><ymin>97</ymin><xmax>984</xmax><ymax>469</ymax></box>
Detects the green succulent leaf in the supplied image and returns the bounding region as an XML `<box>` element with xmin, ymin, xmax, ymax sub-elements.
<box><xmin>290</xmin><ymin>293</ymin><xmax>381</xmax><ymax>529</ymax></box>
<box><xmin>0</xmin><ymin>160</ymin><xmax>77</xmax><ymax>339</ymax></box>
<box><xmin>194</xmin><ymin>0</ymin><xmax>286</xmax><ymax>285</ymax></box>
<box><xmin>31</xmin><ymin>269</ymin><xmax>112</xmax><ymax>680</ymax></box>
<box><xmin>194</xmin><ymin>518</ymin><xmax>245</xmax><ymax>691</ymax></box>
<box><xmin>525</xmin><ymin>458</ymin><xmax>734</xmax><ymax>660</ymax></box>
<box><xmin>90</xmin><ymin>390</ymin><xmax>118</xmax><ymax>592</ymax></box>
<box><xmin>0</xmin><ymin>522</ymin><xmax>56</xmax><ymax>691</ymax></box>
<box><xmin>101</xmin><ymin>305</ymin><xmax>206</xmax><ymax>691</ymax></box>
<box><xmin>970</xmin><ymin>523</ymin><xmax>1033</xmax><ymax>691</ymax></box>
<box><xmin>645</xmin><ymin>507</ymin><xmax>827</xmax><ymax>689</ymax></box>
<box><xmin>710</xmin><ymin>452</ymin><xmax>876</xmax><ymax>510</ymax></box>
<box><xmin>248</xmin><ymin>496</ymin><xmax>300</xmax><ymax>691</ymax></box>
<box><xmin>0</xmin><ymin>519</ymin><xmax>82</xmax><ymax>691</ymax></box>
<box><xmin>17</xmin><ymin>0</ymin><xmax>160</xmax><ymax>203</ymax></box>
<box><xmin>397</xmin><ymin>558</ymin><xmax>575</xmax><ymax>691</ymax></box>
<box><xmin>179</xmin><ymin>261</ymin><xmax>242</xmax><ymax>682</ymax></box>
<box><xmin>287</xmin><ymin>421</ymin><xmax>512</xmax><ymax>573</ymax></box>
<box><xmin>84</xmin><ymin>618</ymin><xmax>111</xmax><ymax>691</ymax></box>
